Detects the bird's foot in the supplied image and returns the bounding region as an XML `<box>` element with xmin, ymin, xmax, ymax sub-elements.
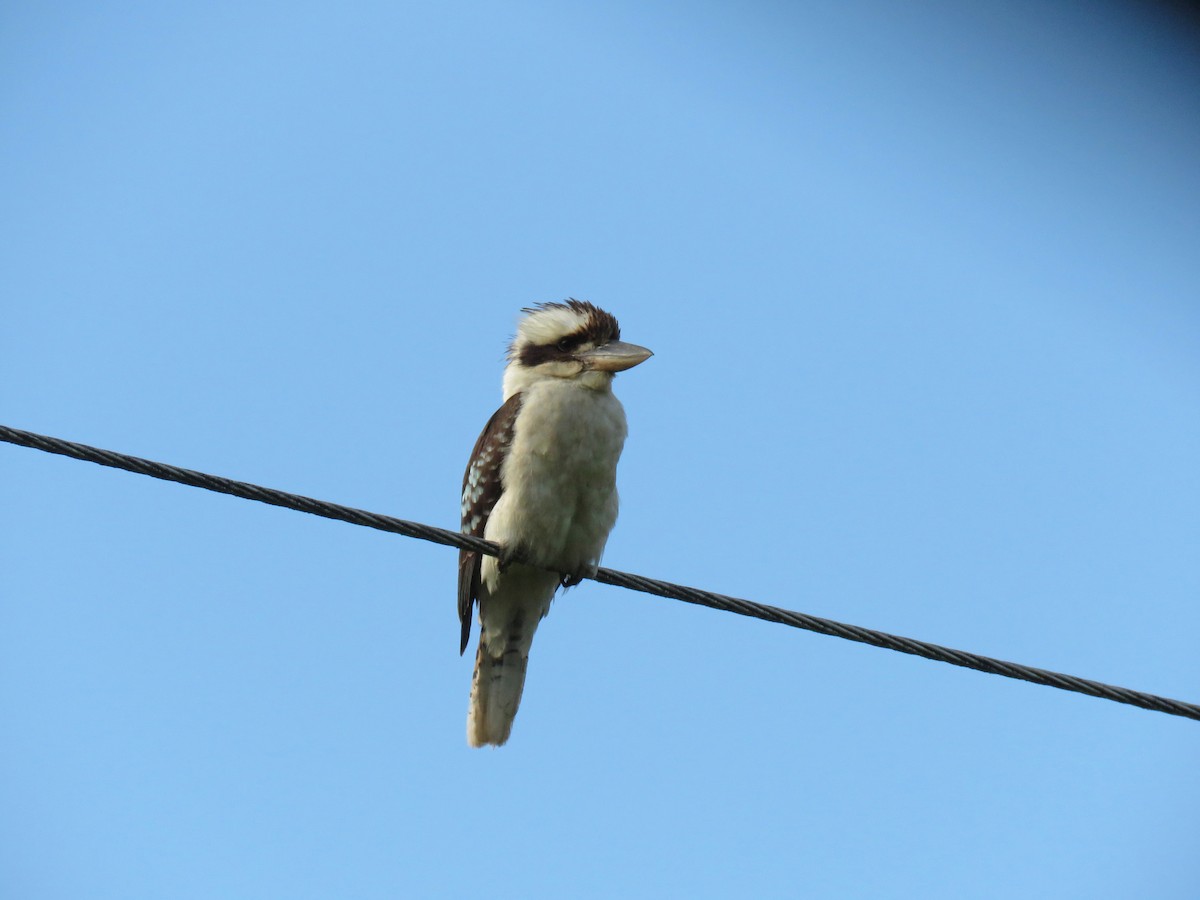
<box><xmin>560</xmin><ymin>562</ymin><xmax>598</xmax><ymax>589</ymax></box>
<box><xmin>497</xmin><ymin>544</ymin><xmax>520</xmax><ymax>575</ymax></box>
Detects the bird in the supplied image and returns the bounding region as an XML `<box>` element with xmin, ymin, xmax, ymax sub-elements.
<box><xmin>458</xmin><ymin>300</ymin><xmax>652</xmax><ymax>747</ymax></box>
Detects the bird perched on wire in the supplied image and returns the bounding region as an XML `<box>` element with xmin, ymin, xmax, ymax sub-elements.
<box><xmin>458</xmin><ymin>300</ymin><xmax>653</xmax><ymax>747</ymax></box>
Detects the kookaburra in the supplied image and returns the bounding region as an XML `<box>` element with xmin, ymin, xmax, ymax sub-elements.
<box><xmin>458</xmin><ymin>300</ymin><xmax>652</xmax><ymax>747</ymax></box>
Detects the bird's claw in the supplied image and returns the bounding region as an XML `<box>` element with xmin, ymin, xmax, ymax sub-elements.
<box><xmin>497</xmin><ymin>544</ymin><xmax>519</xmax><ymax>575</ymax></box>
<box><xmin>560</xmin><ymin>562</ymin><xmax>598</xmax><ymax>589</ymax></box>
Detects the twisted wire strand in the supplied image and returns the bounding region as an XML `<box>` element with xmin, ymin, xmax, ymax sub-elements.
<box><xmin>3</xmin><ymin>423</ymin><xmax>1197</xmax><ymax>723</ymax></box>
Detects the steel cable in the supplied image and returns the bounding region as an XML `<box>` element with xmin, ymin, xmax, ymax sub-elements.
<box><xmin>3</xmin><ymin>423</ymin><xmax>1197</xmax><ymax>723</ymax></box>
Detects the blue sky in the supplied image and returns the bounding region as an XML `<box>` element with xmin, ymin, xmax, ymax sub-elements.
<box><xmin>2</xmin><ymin>1</ymin><xmax>1198</xmax><ymax>897</ymax></box>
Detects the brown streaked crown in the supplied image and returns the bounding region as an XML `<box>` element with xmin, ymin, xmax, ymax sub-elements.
<box><xmin>510</xmin><ymin>299</ymin><xmax>622</xmax><ymax>368</ymax></box>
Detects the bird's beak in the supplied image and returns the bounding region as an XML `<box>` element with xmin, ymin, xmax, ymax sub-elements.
<box><xmin>581</xmin><ymin>340</ymin><xmax>653</xmax><ymax>373</ymax></box>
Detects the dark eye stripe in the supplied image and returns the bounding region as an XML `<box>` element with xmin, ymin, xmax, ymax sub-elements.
<box><xmin>557</xmin><ymin>335</ymin><xmax>584</xmax><ymax>352</ymax></box>
<box><xmin>518</xmin><ymin>341</ymin><xmax>573</xmax><ymax>368</ymax></box>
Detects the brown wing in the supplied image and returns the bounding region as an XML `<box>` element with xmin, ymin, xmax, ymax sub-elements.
<box><xmin>458</xmin><ymin>392</ymin><xmax>523</xmax><ymax>654</ymax></box>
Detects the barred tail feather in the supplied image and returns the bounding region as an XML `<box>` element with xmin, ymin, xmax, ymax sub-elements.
<box><xmin>467</xmin><ymin>641</ymin><xmax>530</xmax><ymax>747</ymax></box>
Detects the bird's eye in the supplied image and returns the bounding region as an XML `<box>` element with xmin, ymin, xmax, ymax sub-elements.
<box><xmin>557</xmin><ymin>339</ymin><xmax>574</xmax><ymax>352</ymax></box>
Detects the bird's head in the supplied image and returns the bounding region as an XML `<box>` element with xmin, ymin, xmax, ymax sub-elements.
<box><xmin>502</xmin><ymin>300</ymin><xmax>652</xmax><ymax>399</ymax></box>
